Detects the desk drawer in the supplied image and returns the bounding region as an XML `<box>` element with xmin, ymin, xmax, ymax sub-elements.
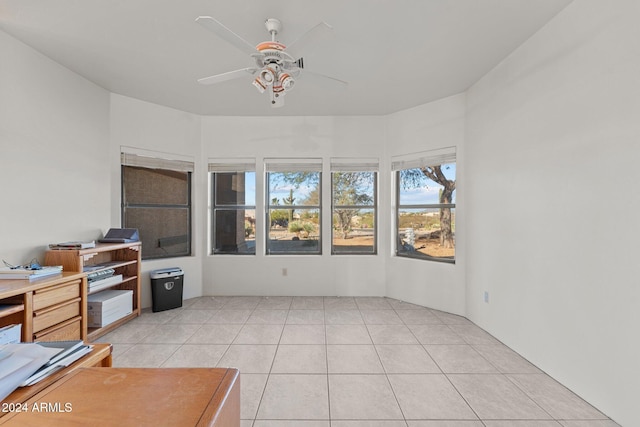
<box><xmin>33</xmin><ymin>298</ymin><xmax>81</xmax><ymax>333</ymax></box>
<box><xmin>33</xmin><ymin>279</ymin><xmax>82</xmax><ymax>311</ymax></box>
<box><xmin>34</xmin><ymin>316</ymin><xmax>82</xmax><ymax>342</ymax></box>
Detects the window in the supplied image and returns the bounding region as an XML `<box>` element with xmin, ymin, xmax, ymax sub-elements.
<box><xmin>265</xmin><ymin>159</ymin><xmax>322</xmax><ymax>255</ymax></box>
<box><xmin>393</xmin><ymin>148</ymin><xmax>456</xmax><ymax>263</ymax></box>
<box><xmin>121</xmin><ymin>152</ymin><xmax>193</xmax><ymax>260</ymax></box>
<box><xmin>331</xmin><ymin>159</ymin><xmax>378</xmax><ymax>254</ymax></box>
<box><xmin>209</xmin><ymin>160</ymin><xmax>256</xmax><ymax>255</ymax></box>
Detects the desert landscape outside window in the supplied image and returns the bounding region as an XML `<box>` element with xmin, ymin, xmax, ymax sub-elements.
<box><xmin>394</xmin><ymin>149</ymin><xmax>456</xmax><ymax>263</ymax></box>
<box><xmin>331</xmin><ymin>159</ymin><xmax>377</xmax><ymax>254</ymax></box>
<box><xmin>265</xmin><ymin>159</ymin><xmax>322</xmax><ymax>255</ymax></box>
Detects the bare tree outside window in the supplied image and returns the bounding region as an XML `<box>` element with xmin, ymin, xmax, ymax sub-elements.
<box><xmin>397</xmin><ymin>162</ymin><xmax>456</xmax><ymax>262</ymax></box>
<box><xmin>332</xmin><ymin>171</ymin><xmax>376</xmax><ymax>254</ymax></box>
<box><xmin>266</xmin><ymin>169</ymin><xmax>321</xmax><ymax>255</ymax></box>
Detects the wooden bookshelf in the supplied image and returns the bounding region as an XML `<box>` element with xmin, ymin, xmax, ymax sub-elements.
<box><xmin>45</xmin><ymin>242</ymin><xmax>141</xmax><ymax>341</ymax></box>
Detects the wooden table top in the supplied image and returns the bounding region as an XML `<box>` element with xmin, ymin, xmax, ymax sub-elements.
<box><xmin>0</xmin><ymin>272</ymin><xmax>86</xmax><ymax>299</ymax></box>
<box><xmin>0</xmin><ymin>367</ymin><xmax>240</xmax><ymax>427</ymax></box>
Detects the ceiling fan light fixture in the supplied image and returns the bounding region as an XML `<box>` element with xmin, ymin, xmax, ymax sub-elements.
<box><xmin>252</xmin><ymin>77</ymin><xmax>267</xmax><ymax>93</ymax></box>
<box><xmin>279</xmin><ymin>73</ymin><xmax>294</xmax><ymax>91</ymax></box>
<box><xmin>253</xmin><ymin>66</ymin><xmax>278</xmax><ymax>93</ymax></box>
<box><xmin>258</xmin><ymin>67</ymin><xmax>276</xmax><ymax>85</ymax></box>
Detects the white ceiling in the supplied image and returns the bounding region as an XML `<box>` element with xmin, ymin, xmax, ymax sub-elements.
<box><xmin>0</xmin><ymin>0</ymin><xmax>572</xmax><ymax>116</ymax></box>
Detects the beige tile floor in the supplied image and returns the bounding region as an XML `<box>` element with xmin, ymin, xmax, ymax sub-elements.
<box><xmin>98</xmin><ymin>296</ymin><xmax>619</xmax><ymax>427</ymax></box>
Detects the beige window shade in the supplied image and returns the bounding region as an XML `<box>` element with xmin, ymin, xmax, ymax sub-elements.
<box><xmin>264</xmin><ymin>158</ymin><xmax>322</xmax><ymax>172</ymax></box>
<box><xmin>391</xmin><ymin>147</ymin><xmax>456</xmax><ymax>171</ymax></box>
<box><xmin>330</xmin><ymin>158</ymin><xmax>379</xmax><ymax>172</ymax></box>
<box><xmin>121</xmin><ymin>152</ymin><xmax>194</xmax><ymax>173</ymax></box>
<box><xmin>208</xmin><ymin>158</ymin><xmax>256</xmax><ymax>172</ymax></box>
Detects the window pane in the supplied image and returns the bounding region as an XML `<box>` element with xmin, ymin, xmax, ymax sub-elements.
<box><xmin>397</xmin><ymin>161</ymin><xmax>456</xmax><ymax>263</ymax></box>
<box><xmin>398</xmin><ymin>164</ymin><xmax>456</xmax><ymax>205</ymax></box>
<box><xmin>266</xmin><ymin>169</ymin><xmax>321</xmax><ymax>255</ymax></box>
<box><xmin>397</xmin><ymin>208</ymin><xmax>455</xmax><ymax>261</ymax></box>
<box><xmin>214</xmin><ymin>172</ymin><xmax>256</xmax><ymax>206</ymax></box>
<box><xmin>268</xmin><ymin>172</ymin><xmax>320</xmax><ymax>206</ymax></box>
<box><xmin>331</xmin><ymin>170</ymin><xmax>376</xmax><ymax>255</ymax></box>
<box><xmin>122</xmin><ymin>165</ymin><xmax>192</xmax><ymax>260</ymax></box>
<box><xmin>124</xmin><ymin>207</ymin><xmax>190</xmax><ymax>259</ymax></box>
<box><xmin>332</xmin><ymin>172</ymin><xmax>375</xmax><ymax>206</ymax></box>
<box><xmin>333</xmin><ymin>208</ymin><xmax>375</xmax><ymax>254</ymax></box>
<box><xmin>123</xmin><ymin>166</ymin><xmax>189</xmax><ymax>205</ymax></box>
<box><xmin>211</xmin><ymin>171</ymin><xmax>256</xmax><ymax>255</ymax></box>
<box><xmin>213</xmin><ymin>209</ymin><xmax>256</xmax><ymax>254</ymax></box>
<box><xmin>268</xmin><ymin>208</ymin><xmax>320</xmax><ymax>254</ymax></box>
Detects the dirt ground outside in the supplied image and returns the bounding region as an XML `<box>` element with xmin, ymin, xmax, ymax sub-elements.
<box><xmin>411</xmin><ymin>236</ymin><xmax>455</xmax><ymax>258</ymax></box>
<box><xmin>334</xmin><ymin>235</ymin><xmax>454</xmax><ymax>258</ymax></box>
<box><xmin>270</xmin><ymin>229</ymin><xmax>454</xmax><ymax>258</ymax></box>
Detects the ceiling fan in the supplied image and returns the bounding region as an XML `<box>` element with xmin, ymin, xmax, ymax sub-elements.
<box><xmin>195</xmin><ymin>16</ymin><xmax>347</xmax><ymax>107</ymax></box>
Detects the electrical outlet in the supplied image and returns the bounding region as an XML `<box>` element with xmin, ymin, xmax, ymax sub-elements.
<box><xmin>483</xmin><ymin>291</ymin><xmax>489</xmax><ymax>303</ymax></box>
<box><xmin>282</xmin><ymin>268</ymin><xmax>287</xmax><ymax>277</ymax></box>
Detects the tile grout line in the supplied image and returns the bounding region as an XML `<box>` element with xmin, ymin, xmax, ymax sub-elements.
<box><xmin>366</xmin><ymin>303</ymin><xmax>410</xmax><ymax>425</ymax></box>
<box><xmin>245</xmin><ymin>297</ymin><xmax>275</xmax><ymax>424</ymax></box>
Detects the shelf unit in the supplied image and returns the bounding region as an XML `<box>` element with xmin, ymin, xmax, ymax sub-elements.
<box><xmin>45</xmin><ymin>242</ymin><xmax>141</xmax><ymax>341</ymax></box>
<box><xmin>0</xmin><ymin>302</ymin><xmax>25</xmax><ymax>340</ymax></box>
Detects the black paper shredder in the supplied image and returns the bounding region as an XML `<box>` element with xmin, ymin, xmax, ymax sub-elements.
<box><xmin>150</xmin><ymin>267</ymin><xmax>184</xmax><ymax>312</ymax></box>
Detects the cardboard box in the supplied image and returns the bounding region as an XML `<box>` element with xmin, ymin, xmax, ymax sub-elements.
<box><xmin>87</xmin><ymin>290</ymin><xmax>133</xmax><ymax>328</ymax></box>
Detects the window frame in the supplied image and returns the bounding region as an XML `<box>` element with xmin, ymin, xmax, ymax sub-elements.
<box><xmin>393</xmin><ymin>148</ymin><xmax>456</xmax><ymax>264</ymax></box>
<box><xmin>121</xmin><ymin>154</ymin><xmax>193</xmax><ymax>260</ymax></box>
<box><xmin>209</xmin><ymin>168</ymin><xmax>256</xmax><ymax>255</ymax></box>
<box><xmin>330</xmin><ymin>163</ymin><xmax>378</xmax><ymax>255</ymax></box>
<box><xmin>265</xmin><ymin>159</ymin><xmax>322</xmax><ymax>256</ymax></box>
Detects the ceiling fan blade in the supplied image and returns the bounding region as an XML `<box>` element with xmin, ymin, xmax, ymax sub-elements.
<box><xmin>285</xmin><ymin>22</ymin><xmax>332</xmax><ymax>59</ymax></box>
<box><xmin>198</xmin><ymin>68</ymin><xmax>257</xmax><ymax>85</ymax></box>
<box><xmin>195</xmin><ymin>16</ymin><xmax>256</xmax><ymax>56</ymax></box>
<box><xmin>302</xmin><ymin>70</ymin><xmax>348</xmax><ymax>90</ymax></box>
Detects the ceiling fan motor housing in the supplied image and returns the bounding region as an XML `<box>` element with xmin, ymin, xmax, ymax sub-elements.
<box><xmin>264</xmin><ymin>18</ymin><xmax>282</xmax><ymax>36</ymax></box>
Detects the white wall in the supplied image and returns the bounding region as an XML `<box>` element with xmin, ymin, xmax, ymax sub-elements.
<box><xmin>109</xmin><ymin>94</ymin><xmax>203</xmax><ymax>306</ymax></box>
<box><xmin>465</xmin><ymin>1</ymin><xmax>640</xmax><ymax>425</ymax></box>
<box><xmin>385</xmin><ymin>94</ymin><xmax>467</xmax><ymax>315</ymax></box>
<box><xmin>0</xmin><ymin>30</ymin><xmax>111</xmax><ymax>264</ymax></box>
<box><xmin>200</xmin><ymin>116</ymin><xmax>389</xmax><ymax>297</ymax></box>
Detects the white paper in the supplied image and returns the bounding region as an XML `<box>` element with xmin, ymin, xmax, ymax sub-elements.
<box><xmin>0</xmin><ymin>344</ymin><xmax>59</xmax><ymax>401</ymax></box>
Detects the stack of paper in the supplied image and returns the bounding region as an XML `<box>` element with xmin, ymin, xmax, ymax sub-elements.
<box><xmin>0</xmin><ymin>266</ymin><xmax>63</xmax><ymax>281</ymax></box>
<box><xmin>0</xmin><ymin>323</ymin><xmax>22</xmax><ymax>345</ymax></box>
<box><xmin>0</xmin><ymin>341</ymin><xmax>92</xmax><ymax>400</ymax></box>
<box><xmin>88</xmin><ymin>274</ymin><xmax>123</xmax><ymax>294</ymax></box>
<box><xmin>48</xmin><ymin>241</ymin><xmax>96</xmax><ymax>250</ymax></box>
<box><xmin>0</xmin><ymin>343</ymin><xmax>59</xmax><ymax>401</ymax></box>
<box><xmin>21</xmin><ymin>341</ymin><xmax>92</xmax><ymax>386</ymax></box>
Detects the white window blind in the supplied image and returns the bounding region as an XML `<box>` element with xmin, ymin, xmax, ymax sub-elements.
<box><xmin>121</xmin><ymin>152</ymin><xmax>194</xmax><ymax>173</ymax></box>
<box><xmin>391</xmin><ymin>147</ymin><xmax>456</xmax><ymax>171</ymax></box>
<box><xmin>330</xmin><ymin>158</ymin><xmax>379</xmax><ymax>172</ymax></box>
<box><xmin>208</xmin><ymin>158</ymin><xmax>256</xmax><ymax>172</ymax></box>
<box><xmin>264</xmin><ymin>158</ymin><xmax>322</xmax><ymax>172</ymax></box>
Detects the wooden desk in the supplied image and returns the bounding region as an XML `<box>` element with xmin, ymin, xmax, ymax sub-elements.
<box><xmin>1</xmin><ymin>343</ymin><xmax>112</xmax><ymax>410</ymax></box>
<box><xmin>0</xmin><ymin>368</ymin><xmax>240</xmax><ymax>427</ymax></box>
<box><xmin>0</xmin><ymin>272</ymin><xmax>88</xmax><ymax>342</ymax></box>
